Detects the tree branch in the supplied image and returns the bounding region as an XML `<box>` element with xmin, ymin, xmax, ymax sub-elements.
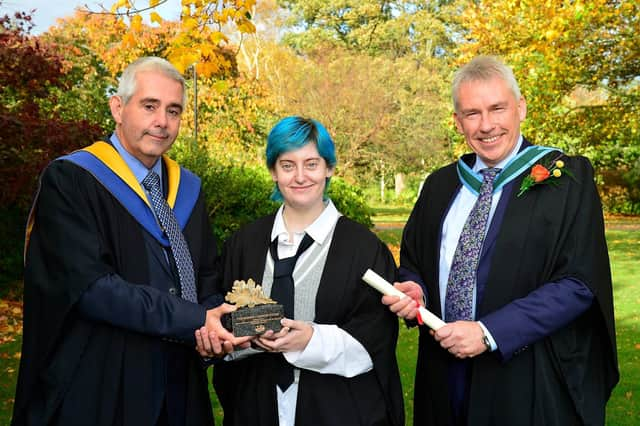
<box><xmin>86</xmin><ymin>0</ymin><xmax>169</xmax><ymax>17</ymax></box>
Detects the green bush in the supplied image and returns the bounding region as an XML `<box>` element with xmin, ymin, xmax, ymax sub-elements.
<box><xmin>173</xmin><ymin>143</ymin><xmax>373</xmax><ymax>246</ymax></box>
<box><xmin>201</xmin><ymin>162</ymin><xmax>279</xmax><ymax>244</ymax></box>
<box><xmin>172</xmin><ymin>143</ymin><xmax>277</xmax><ymax>245</ymax></box>
<box><xmin>328</xmin><ymin>177</ymin><xmax>373</xmax><ymax>228</ymax></box>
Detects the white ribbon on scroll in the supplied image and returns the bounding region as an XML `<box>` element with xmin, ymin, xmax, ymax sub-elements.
<box><xmin>362</xmin><ymin>269</ymin><xmax>445</xmax><ymax>330</ymax></box>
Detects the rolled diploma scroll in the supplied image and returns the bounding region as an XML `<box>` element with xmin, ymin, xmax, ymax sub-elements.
<box><xmin>362</xmin><ymin>269</ymin><xmax>445</xmax><ymax>330</ymax></box>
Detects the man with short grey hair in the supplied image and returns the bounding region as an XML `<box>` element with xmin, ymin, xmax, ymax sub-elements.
<box><xmin>13</xmin><ymin>57</ymin><xmax>247</xmax><ymax>425</ymax></box>
<box><xmin>383</xmin><ymin>55</ymin><xmax>618</xmax><ymax>425</ymax></box>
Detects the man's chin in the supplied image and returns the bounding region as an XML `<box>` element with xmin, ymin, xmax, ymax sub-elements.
<box><xmin>144</xmin><ymin>138</ymin><xmax>174</xmax><ymax>152</ymax></box>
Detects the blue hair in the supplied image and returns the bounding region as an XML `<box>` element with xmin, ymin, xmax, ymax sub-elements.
<box><xmin>266</xmin><ymin>116</ymin><xmax>337</xmax><ymax>202</ymax></box>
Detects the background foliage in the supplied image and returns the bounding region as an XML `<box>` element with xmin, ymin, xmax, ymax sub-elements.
<box><xmin>0</xmin><ymin>7</ymin><xmax>104</xmax><ymax>282</ymax></box>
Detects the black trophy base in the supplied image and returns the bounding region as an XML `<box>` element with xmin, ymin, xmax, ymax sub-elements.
<box><xmin>222</xmin><ymin>304</ymin><xmax>284</xmax><ymax>336</ymax></box>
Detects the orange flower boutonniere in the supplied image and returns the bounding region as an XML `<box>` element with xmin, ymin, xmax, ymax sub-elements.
<box><xmin>517</xmin><ymin>154</ymin><xmax>575</xmax><ymax>197</ymax></box>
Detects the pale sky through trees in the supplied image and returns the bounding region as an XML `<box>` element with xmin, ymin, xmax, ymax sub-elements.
<box><xmin>5</xmin><ymin>0</ymin><xmax>98</xmax><ymax>33</ymax></box>
<box><xmin>4</xmin><ymin>0</ymin><xmax>179</xmax><ymax>34</ymax></box>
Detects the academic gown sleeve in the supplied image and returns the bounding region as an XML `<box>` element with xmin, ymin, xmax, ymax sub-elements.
<box><xmin>76</xmin><ymin>274</ymin><xmax>206</xmax><ymax>343</ymax></box>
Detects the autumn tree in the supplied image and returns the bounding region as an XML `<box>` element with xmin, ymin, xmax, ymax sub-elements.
<box><xmin>0</xmin><ymin>8</ymin><xmax>104</xmax><ymax>209</ymax></box>
<box><xmin>0</xmin><ymin>4</ymin><xmax>103</xmax><ymax>282</ymax></box>
<box><xmin>256</xmin><ymin>0</ymin><xmax>455</xmax><ymax>190</ymax></box>
<box><xmin>44</xmin><ymin>6</ymin><xmax>270</xmax><ymax>155</ymax></box>
<box><xmin>93</xmin><ymin>0</ymin><xmax>257</xmax><ymax>77</ymax></box>
<box><xmin>253</xmin><ymin>42</ymin><xmax>450</xmax><ymax>183</ymax></box>
<box><xmin>279</xmin><ymin>0</ymin><xmax>455</xmax><ymax>63</ymax></box>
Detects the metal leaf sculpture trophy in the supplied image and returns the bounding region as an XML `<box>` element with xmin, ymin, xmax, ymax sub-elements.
<box><xmin>222</xmin><ymin>279</ymin><xmax>284</xmax><ymax>336</ymax></box>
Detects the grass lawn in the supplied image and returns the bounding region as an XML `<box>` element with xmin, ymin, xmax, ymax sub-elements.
<box><xmin>0</xmin><ymin>218</ymin><xmax>638</xmax><ymax>424</ymax></box>
<box><xmin>603</xmin><ymin>228</ymin><xmax>640</xmax><ymax>425</ymax></box>
<box><xmin>372</xmin><ymin>204</ymin><xmax>413</xmax><ymax>226</ymax></box>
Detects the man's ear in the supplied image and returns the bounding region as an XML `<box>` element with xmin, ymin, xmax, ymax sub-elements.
<box><xmin>109</xmin><ymin>96</ymin><xmax>123</xmax><ymax>124</ymax></box>
<box><xmin>518</xmin><ymin>97</ymin><xmax>527</xmax><ymax>122</ymax></box>
<box><xmin>453</xmin><ymin>112</ymin><xmax>464</xmax><ymax>134</ymax></box>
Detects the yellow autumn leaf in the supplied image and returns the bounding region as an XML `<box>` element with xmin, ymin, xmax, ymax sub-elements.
<box><xmin>237</xmin><ymin>21</ymin><xmax>256</xmax><ymax>34</ymax></box>
<box><xmin>150</xmin><ymin>12</ymin><xmax>162</xmax><ymax>25</ymax></box>
<box><xmin>116</xmin><ymin>0</ymin><xmax>131</xmax><ymax>9</ymax></box>
<box><xmin>149</xmin><ymin>0</ymin><xmax>161</xmax><ymax>7</ymax></box>
<box><xmin>172</xmin><ymin>32</ymin><xmax>189</xmax><ymax>46</ymax></box>
<box><xmin>169</xmin><ymin>50</ymin><xmax>198</xmax><ymax>74</ymax></box>
<box><xmin>122</xmin><ymin>32</ymin><xmax>136</xmax><ymax>48</ymax></box>
<box><xmin>130</xmin><ymin>14</ymin><xmax>143</xmax><ymax>32</ymax></box>
<box><xmin>214</xmin><ymin>10</ymin><xmax>227</xmax><ymax>22</ymax></box>
<box><xmin>201</xmin><ymin>61</ymin><xmax>222</xmax><ymax>77</ymax></box>
<box><xmin>169</xmin><ymin>56</ymin><xmax>189</xmax><ymax>74</ymax></box>
<box><xmin>183</xmin><ymin>50</ymin><xmax>200</xmax><ymax>65</ymax></box>
<box><xmin>209</xmin><ymin>31</ymin><xmax>227</xmax><ymax>45</ymax></box>
<box><xmin>183</xmin><ymin>17</ymin><xmax>199</xmax><ymax>30</ymax></box>
<box><xmin>199</xmin><ymin>45</ymin><xmax>213</xmax><ymax>58</ymax></box>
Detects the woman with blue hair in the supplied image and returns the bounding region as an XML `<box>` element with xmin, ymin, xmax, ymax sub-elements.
<box><xmin>199</xmin><ymin>116</ymin><xmax>404</xmax><ymax>425</ymax></box>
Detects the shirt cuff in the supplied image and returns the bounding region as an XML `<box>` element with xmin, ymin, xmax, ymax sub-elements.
<box><xmin>283</xmin><ymin>323</ymin><xmax>373</xmax><ymax>377</ymax></box>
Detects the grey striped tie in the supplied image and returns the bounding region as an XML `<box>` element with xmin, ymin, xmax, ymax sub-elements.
<box><xmin>142</xmin><ymin>171</ymin><xmax>197</xmax><ymax>303</ymax></box>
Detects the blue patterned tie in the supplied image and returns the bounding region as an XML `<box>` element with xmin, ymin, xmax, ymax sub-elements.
<box><xmin>445</xmin><ymin>168</ymin><xmax>499</xmax><ymax>321</ymax></box>
<box><xmin>142</xmin><ymin>171</ymin><xmax>198</xmax><ymax>303</ymax></box>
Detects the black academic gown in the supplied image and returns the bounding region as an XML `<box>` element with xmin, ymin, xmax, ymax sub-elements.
<box><xmin>13</xmin><ymin>158</ymin><xmax>218</xmax><ymax>426</ymax></box>
<box><xmin>402</xmin><ymin>150</ymin><xmax>618</xmax><ymax>425</ymax></box>
<box><xmin>213</xmin><ymin>214</ymin><xmax>405</xmax><ymax>426</ymax></box>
